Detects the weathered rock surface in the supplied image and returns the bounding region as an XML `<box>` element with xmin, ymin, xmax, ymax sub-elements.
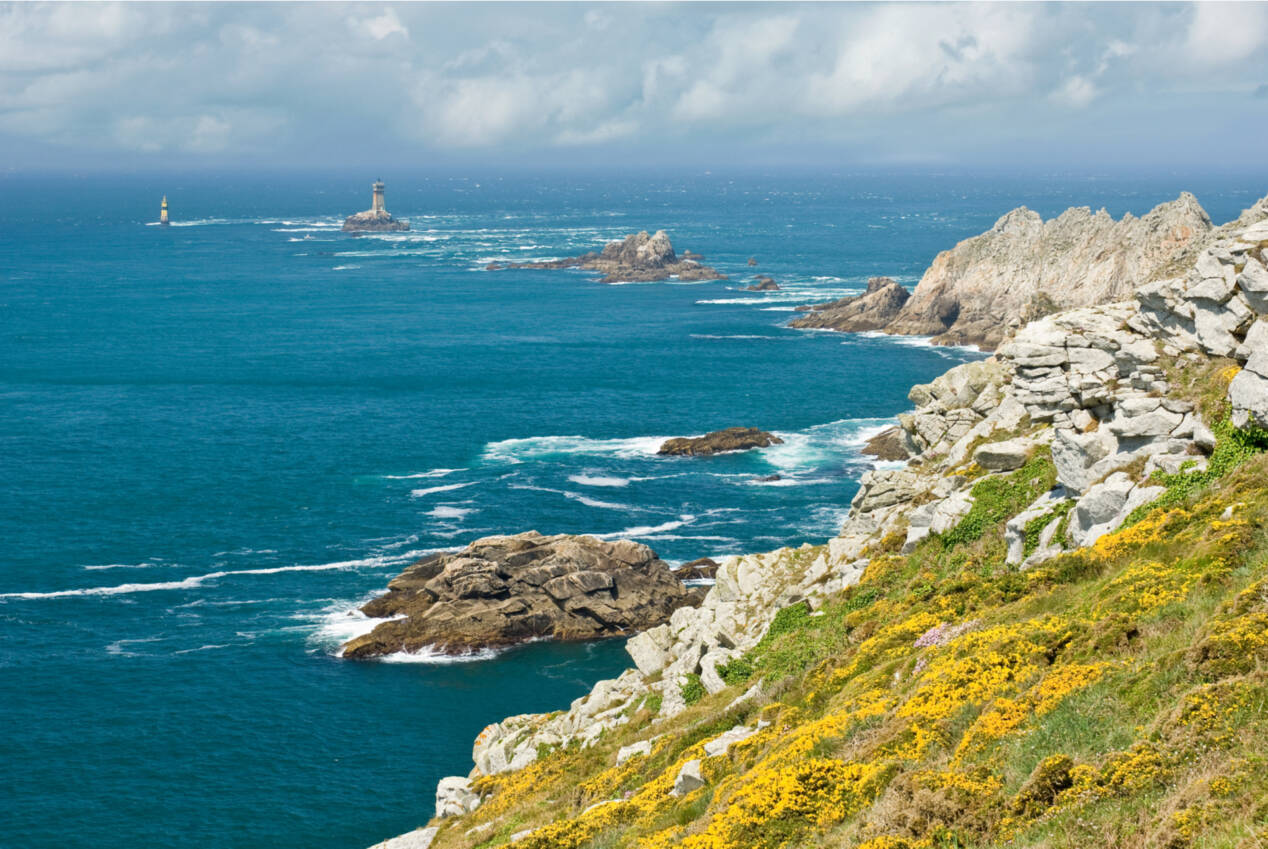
<box><xmin>861</xmin><ymin>426</ymin><xmax>910</xmax><ymax>461</ymax></box>
<box><xmin>673</xmin><ymin>557</ymin><xmax>720</xmax><ymax>580</ymax></box>
<box><xmin>671</xmin><ymin>760</ymin><xmax>706</xmax><ymax>796</ymax></box>
<box><xmin>883</xmin><ymin>194</ymin><xmax>1212</xmax><ymax>348</ymax></box>
<box><xmin>789</xmin><ymin>277</ymin><xmax>910</xmax><ymax>332</ymax></box>
<box><xmin>744</xmin><ymin>275</ymin><xmax>780</xmax><ymax>291</ymax></box>
<box><xmin>343</xmin><ymin>208</ymin><xmax>409</xmax><ymax>232</ymax></box>
<box><xmin>367</xmin><ymin>826</ymin><xmax>438</xmax><ymax>849</ymax></box>
<box><xmin>340</xmin><ymin>533</ymin><xmax>696</xmax><ymax>658</ymax></box>
<box><xmin>657</xmin><ymin>427</ymin><xmax>784</xmax><ymax>456</ymax></box>
<box><xmin>435</xmin><ymin>777</ymin><xmax>481</xmax><ymax>819</ymax></box>
<box><xmin>487</xmin><ymin>230</ymin><xmax>725</xmax><ymax>284</ymax></box>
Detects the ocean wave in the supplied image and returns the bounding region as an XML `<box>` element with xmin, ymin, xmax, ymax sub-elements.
<box><xmin>481</xmin><ymin>434</ymin><xmax>667</xmax><ymax>463</ymax></box>
<box><xmin>689</xmin><ymin>334</ymin><xmax>783</xmax><ymax>340</ymax></box>
<box><xmin>596</xmin><ymin>515</ymin><xmax>696</xmax><ymax>540</ymax></box>
<box><xmin>173</xmin><ymin>643</ymin><xmax>231</xmax><ymax>655</ymax></box>
<box><xmin>427</xmin><ymin>505</ymin><xmax>474</xmax><ymax>520</ymax></box>
<box><xmin>1</xmin><ymin>551</ymin><xmax>437</xmax><ymax>601</ymax></box>
<box><xmin>381</xmin><ymin>468</ymin><xmax>465</xmax><ymax>480</ymax></box>
<box><xmin>744</xmin><ymin>477</ymin><xmax>836</xmax><ymax>487</ymax></box>
<box><xmin>853</xmin><ymin>331</ymin><xmax>985</xmax><ymax>356</ymax></box>
<box><xmin>331</xmin><ymin>265</ymin><xmax>360</xmax><ymax>271</ymax></box>
<box><xmin>761</xmin><ymin>417</ymin><xmax>894</xmax><ymax>472</ymax></box>
<box><xmin>105</xmin><ymin>637</ymin><xmax>163</xmax><ymax>656</ymax></box>
<box><xmin>567</xmin><ymin>474</ymin><xmax>631</xmax><ymax>488</ymax></box>
<box><xmin>309</xmin><ymin>602</ymin><xmax>406</xmax><ymax>650</ymax></box>
<box><xmin>410</xmin><ymin>482</ymin><xmax>477</xmax><ymax>497</ymax></box>
<box><xmin>508</xmin><ymin>483</ymin><xmax>641</xmax><ymax>513</ymax></box>
<box><xmin>378</xmin><ymin>646</ymin><xmax>502</xmax><ymax>664</ymax></box>
<box><xmin>760</xmin><ymin>307</ymin><xmax>799</xmax><ymax>312</ymax></box>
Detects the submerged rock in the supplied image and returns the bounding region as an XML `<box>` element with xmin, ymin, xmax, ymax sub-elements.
<box><xmin>657</xmin><ymin>427</ymin><xmax>784</xmax><ymax>456</ymax></box>
<box><xmin>487</xmin><ymin>230</ymin><xmax>725</xmax><ymax>283</ymax></box>
<box><xmin>340</xmin><ymin>532</ymin><xmax>697</xmax><ymax>658</ymax></box>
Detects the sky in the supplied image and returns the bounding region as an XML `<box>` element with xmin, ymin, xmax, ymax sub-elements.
<box><xmin>2</xmin><ymin>1</ymin><xmax>1268</xmax><ymax>173</ymax></box>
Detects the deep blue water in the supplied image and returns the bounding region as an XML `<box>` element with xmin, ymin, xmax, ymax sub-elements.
<box><xmin>1</xmin><ymin>171</ymin><xmax>1262</xmax><ymax>848</ymax></box>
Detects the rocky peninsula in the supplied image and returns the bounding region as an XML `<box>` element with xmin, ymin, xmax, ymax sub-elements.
<box><xmin>794</xmin><ymin>194</ymin><xmax>1212</xmax><ymax>349</ymax></box>
<box><xmin>368</xmin><ymin>190</ymin><xmax>1268</xmax><ymax>849</ymax></box>
<box><xmin>486</xmin><ymin>230</ymin><xmax>725</xmax><ymax>284</ymax></box>
<box><xmin>341</xmin><ymin>532</ymin><xmax>698</xmax><ymax>658</ymax></box>
<box><xmin>657</xmin><ymin>427</ymin><xmax>783</xmax><ymax>456</ymax></box>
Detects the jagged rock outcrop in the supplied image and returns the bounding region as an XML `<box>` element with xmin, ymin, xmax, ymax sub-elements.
<box><xmin>861</xmin><ymin>426</ymin><xmax>911</xmax><ymax>461</ymax></box>
<box><xmin>884</xmin><ymin>193</ymin><xmax>1213</xmax><ymax>348</ymax></box>
<box><xmin>789</xmin><ymin>276</ymin><xmax>910</xmax><ymax>332</ymax></box>
<box><xmin>340</xmin><ymin>532</ymin><xmax>696</xmax><ymax>658</ymax></box>
<box><xmin>486</xmin><ymin>230</ymin><xmax>725</xmax><ymax>284</ymax></box>
<box><xmin>657</xmin><ymin>427</ymin><xmax>784</xmax><ymax>456</ymax></box>
<box><xmin>343</xmin><ymin>209</ymin><xmax>409</xmax><ymax>232</ymax></box>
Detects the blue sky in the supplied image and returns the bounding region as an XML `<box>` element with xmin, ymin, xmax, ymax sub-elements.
<box><xmin>2</xmin><ymin>1</ymin><xmax>1267</xmax><ymax>172</ymax></box>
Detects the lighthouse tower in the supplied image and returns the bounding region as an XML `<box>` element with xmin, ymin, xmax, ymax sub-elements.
<box><xmin>160</xmin><ymin>195</ymin><xmax>169</xmax><ymax>226</ymax></box>
<box><xmin>372</xmin><ymin>180</ymin><xmax>386</xmax><ymax>215</ymax></box>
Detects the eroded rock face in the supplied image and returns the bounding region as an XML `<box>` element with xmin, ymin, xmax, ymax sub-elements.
<box><xmin>789</xmin><ymin>277</ymin><xmax>911</xmax><ymax>333</ymax></box>
<box><xmin>657</xmin><ymin>427</ymin><xmax>784</xmax><ymax>456</ymax></box>
<box><xmin>340</xmin><ymin>532</ymin><xmax>696</xmax><ymax>658</ymax></box>
<box><xmin>885</xmin><ymin>194</ymin><xmax>1212</xmax><ymax>348</ymax></box>
<box><xmin>861</xmin><ymin>426</ymin><xmax>911</xmax><ymax>461</ymax></box>
<box><xmin>486</xmin><ymin>230</ymin><xmax>725</xmax><ymax>283</ymax></box>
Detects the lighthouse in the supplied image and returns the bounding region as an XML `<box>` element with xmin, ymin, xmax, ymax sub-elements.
<box><xmin>160</xmin><ymin>195</ymin><xmax>169</xmax><ymax>226</ymax></box>
<box><xmin>343</xmin><ymin>178</ymin><xmax>408</xmax><ymax>232</ymax></box>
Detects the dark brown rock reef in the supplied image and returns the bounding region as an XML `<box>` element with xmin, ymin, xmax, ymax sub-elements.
<box><xmin>340</xmin><ymin>532</ymin><xmax>697</xmax><ymax>658</ymax></box>
<box><xmin>486</xmin><ymin>230</ymin><xmax>725</xmax><ymax>284</ymax></box>
<box><xmin>657</xmin><ymin>427</ymin><xmax>784</xmax><ymax>457</ymax></box>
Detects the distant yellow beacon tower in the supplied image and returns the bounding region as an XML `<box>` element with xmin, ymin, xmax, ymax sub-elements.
<box><xmin>160</xmin><ymin>195</ymin><xmax>170</xmax><ymax>226</ymax></box>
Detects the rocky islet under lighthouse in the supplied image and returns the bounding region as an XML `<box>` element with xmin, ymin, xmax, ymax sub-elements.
<box><xmin>342</xmin><ymin>179</ymin><xmax>408</xmax><ymax>232</ymax></box>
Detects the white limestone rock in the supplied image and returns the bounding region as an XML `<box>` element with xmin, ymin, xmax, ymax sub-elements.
<box><xmin>671</xmin><ymin>759</ymin><xmax>706</xmax><ymax>796</ymax></box>
<box><xmin>702</xmin><ymin>724</ymin><xmax>758</xmax><ymax>758</ymax></box>
<box><xmin>1052</xmin><ymin>427</ymin><xmax>1118</xmax><ymax>494</ymax></box>
<box><xmin>617</xmin><ymin>739</ymin><xmax>654</xmax><ymax>765</ymax></box>
<box><xmin>435</xmin><ymin>776</ymin><xmax>481</xmax><ymax>819</ymax></box>
<box><xmin>368</xmin><ymin>827</ymin><xmax>439</xmax><ymax>849</ymax></box>
<box><xmin>973</xmin><ymin>438</ymin><xmax>1033</xmax><ymax>471</ymax></box>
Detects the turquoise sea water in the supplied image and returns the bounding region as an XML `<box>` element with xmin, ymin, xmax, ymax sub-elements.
<box><xmin>1</xmin><ymin>172</ymin><xmax>1261</xmax><ymax>848</ymax></box>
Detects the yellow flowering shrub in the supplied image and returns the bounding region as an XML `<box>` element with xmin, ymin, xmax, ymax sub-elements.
<box><xmin>1094</xmin><ymin>559</ymin><xmax>1196</xmax><ymax>617</ymax></box>
<box><xmin>675</xmin><ymin>759</ymin><xmax>887</xmax><ymax>849</ymax></box>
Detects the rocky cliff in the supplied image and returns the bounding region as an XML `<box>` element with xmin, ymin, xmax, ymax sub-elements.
<box><xmin>368</xmin><ymin>191</ymin><xmax>1268</xmax><ymax>849</ymax></box>
<box><xmin>486</xmin><ymin>230</ymin><xmax>725</xmax><ymax>283</ymax></box>
<box><xmin>800</xmin><ymin>194</ymin><xmax>1213</xmax><ymax>349</ymax></box>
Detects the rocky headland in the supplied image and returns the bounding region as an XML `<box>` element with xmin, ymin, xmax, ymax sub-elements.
<box><xmin>794</xmin><ymin>194</ymin><xmax>1212</xmax><ymax>349</ymax></box>
<box><xmin>790</xmin><ymin>276</ymin><xmax>910</xmax><ymax>332</ymax></box>
<box><xmin>368</xmin><ymin>191</ymin><xmax>1268</xmax><ymax>849</ymax></box>
<box><xmin>656</xmin><ymin>427</ymin><xmax>783</xmax><ymax>456</ymax></box>
<box><xmin>485</xmin><ymin>230</ymin><xmax>725</xmax><ymax>284</ymax></box>
<box><xmin>340</xmin><ymin>532</ymin><xmax>698</xmax><ymax>658</ymax></box>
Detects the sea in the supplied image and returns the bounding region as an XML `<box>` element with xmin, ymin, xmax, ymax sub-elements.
<box><xmin>1</xmin><ymin>170</ymin><xmax>1260</xmax><ymax>849</ymax></box>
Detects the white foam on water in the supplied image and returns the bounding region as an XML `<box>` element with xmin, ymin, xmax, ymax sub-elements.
<box><xmin>689</xmin><ymin>334</ymin><xmax>782</xmax><ymax>340</ymax></box>
<box><xmin>2</xmin><ymin>551</ymin><xmax>437</xmax><ymax>601</ymax></box>
<box><xmin>173</xmin><ymin>643</ymin><xmax>231</xmax><ymax>655</ymax></box>
<box><xmin>83</xmin><ymin>561</ymin><xmax>165</xmax><ymax>571</ymax></box>
<box><xmin>481</xmin><ymin>434</ymin><xmax>668</xmax><ymax>463</ymax></box>
<box><xmin>105</xmin><ymin>637</ymin><xmax>164</xmax><ymax>656</ymax></box>
<box><xmin>410</xmin><ymin>482</ymin><xmax>477</xmax><ymax>497</ymax></box>
<box><xmin>853</xmin><ymin>331</ymin><xmax>985</xmax><ymax>357</ymax></box>
<box><xmin>310</xmin><ymin>602</ymin><xmax>407</xmax><ymax>651</ymax></box>
<box><xmin>596</xmin><ymin>515</ymin><xmax>696</xmax><ymax>540</ymax></box>
<box><xmin>569</xmin><ymin>494</ymin><xmax>631</xmax><ymax>511</ymax></box>
<box><xmin>427</xmin><ymin>505</ymin><xmax>474</xmax><ymax>520</ymax></box>
<box><xmin>378</xmin><ymin>646</ymin><xmax>502</xmax><ymax>664</ymax></box>
<box><xmin>760</xmin><ymin>307</ymin><xmax>799</xmax><ymax>312</ymax></box>
<box><xmin>744</xmin><ymin>477</ymin><xmax>835</xmax><ymax>487</ymax></box>
<box><xmin>567</xmin><ymin>474</ymin><xmax>631</xmax><ymax>488</ymax></box>
<box><xmin>873</xmin><ymin>459</ymin><xmax>909</xmax><ymax>470</ymax></box>
<box><xmin>381</xmin><ymin>468</ymin><xmax>465</xmax><ymax>480</ymax></box>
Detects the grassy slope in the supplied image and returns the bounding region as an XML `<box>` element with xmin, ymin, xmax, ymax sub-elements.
<box><xmin>431</xmin><ymin>364</ymin><xmax>1268</xmax><ymax>849</ymax></box>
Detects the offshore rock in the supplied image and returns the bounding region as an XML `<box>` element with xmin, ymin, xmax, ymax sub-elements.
<box><xmin>340</xmin><ymin>532</ymin><xmax>695</xmax><ymax>658</ymax></box>
<box><xmin>789</xmin><ymin>276</ymin><xmax>910</xmax><ymax>332</ymax></box>
<box><xmin>342</xmin><ymin>209</ymin><xmax>408</xmax><ymax>232</ymax></box>
<box><xmin>487</xmin><ymin>230</ymin><xmax>725</xmax><ymax>283</ymax></box>
<box><xmin>658</xmin><ymin>427</ymin><xmax>784</xmax><ymax>456</ymax></box>
<box><xmin>861</xmin><ymin>426</ymin><xmax>911</xmax><ymax>461</ymax></box>
<box><xmin>744</xmin><ymin>275</ymin><xmax>780</xmax><ymax>291</ymax></box>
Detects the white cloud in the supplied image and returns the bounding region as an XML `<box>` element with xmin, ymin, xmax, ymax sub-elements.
<box><xmin>353</xmin><ymin>9</ymin><xmax>409</xmax><ymax>41</ymax></box>
<box><xmin>1050</xmin><ymin>74</ymin><xmax>1099</xmax><ymax>108</ymax></box>
<box><xmin>1185</xmin><ymin>2</ymin><xmax>1268</xmax><ymax>66</ymax></box>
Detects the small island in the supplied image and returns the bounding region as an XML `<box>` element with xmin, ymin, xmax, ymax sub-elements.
<box><xmin>342</xmin><ymin>179</ymin><xmax>408</xmax><ymax>232</ymax></box>
<box><xmin>486</xmin><ymin>230</ymin><xmax>725</xmax><ymax>283</ymax></box>
<box><xmin>658</xmin><ymin>427</ymin><xmax>784</xmax><ymax>456</ymax></box>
